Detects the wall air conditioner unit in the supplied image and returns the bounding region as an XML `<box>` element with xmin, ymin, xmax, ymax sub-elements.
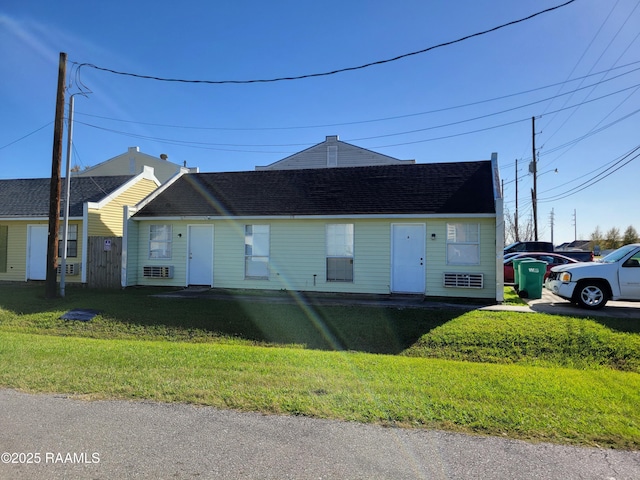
<box><xmin>143</xmin><ymin>266</ymin><xmax>174</xmax><ymax>279</ymax></box>
<box><xmin>443</xmin><ymin>272</ymin><xmax>484</xmax><ymax>289</ymax></box>
<box><xmin>56</xmin><ymin>263</ymin><xmax>79</xmax><ymax>276</ymax></box>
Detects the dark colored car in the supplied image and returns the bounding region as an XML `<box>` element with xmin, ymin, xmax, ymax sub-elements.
<box><xmin>504</xmin><ymin>252</ymin><xmax>578</xmax><ymax>284</ymax></box>
<box><xmin>504</xmin><ymin>241</ymin><xmax>554</xmax><ymax>255</ymax></box>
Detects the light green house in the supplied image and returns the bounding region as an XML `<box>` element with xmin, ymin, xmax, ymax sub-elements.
<box><xmin>124</xmin><ymin>157</ymin><xmax>504</xmax><ymax>301</ymax></box>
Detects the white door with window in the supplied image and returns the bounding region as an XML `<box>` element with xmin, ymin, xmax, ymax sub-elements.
<box><xmin>391</xmin><ymin>224</ymin><xmax>425</xmax><ymax>293</ymax></box>
<box><xmin>187</xmin><ymin>225</ymin><xmax>214</xmax><ymax>286</ymax></box>
<box><xmin>27</xmin><ymin>225</ymin><xmax>48</xmax><ymax>280</ymax></box>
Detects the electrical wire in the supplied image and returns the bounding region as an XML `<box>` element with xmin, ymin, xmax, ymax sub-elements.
<box><xmin>539</xmin><ymin>0</ymin><xmax>621</xmax><ymax>126</ymax></box>
<box><xmin>73</xmin><ymin>79</ymin><xmax>640</xmax><ymax>152</ymax></box>
<box><xmin>538</xmin><ymin>145</ymin><xmax>640</xmax><ymax>202</ymax></box>
<box><xmin>0</xmin><ymin>122</ymin><xmax>53</xmax><ymax>151</ymax></box>
<box><xmin>540</xmin><ymin>0</ymin><xmax>640</xmax><ymax>148</ymax></box>
<box><xmin>73</xmin><ymin>121</ymin><xmax>295</xmax><ymax>153</ymax></box>
<box><xmin>73</xmin><ymin>1</ymin><xmax>576</xmax><ymax>85</ymax></box>
<box><xmin>73</xmin><ymin>60</ymin><xmax>640</xmax><ymax>133</ymax></box>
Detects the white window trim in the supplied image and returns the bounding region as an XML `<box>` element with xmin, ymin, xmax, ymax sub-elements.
<box><xmin>149</xmin><ymin>224</ymin><xmax>172</xmax><ymax>259</ymax></box>
<box><xmin>326</xmin><ymin>223</ymin><xmax>354</xmax><ymax>282</ymax></box>
<box><xmin>446</xmin><ymin>223</ymin><xmax>480</xmax><ymax>265</ymax></box>
<box><xmin>245</xmin><ymin>224</ymin><xmax>270</xmax><ymax>279</ymax></box>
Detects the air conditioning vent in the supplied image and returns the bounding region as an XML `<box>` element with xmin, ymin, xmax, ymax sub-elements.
<box><xmin>57</xmin><ymin>263</ymin><xmax>79</xmax><ymax>276</ymax></box>
<box><xmin>143</xmin><ymin>266</ymin><xmax>173</xmax><ymax>278</ymax></box>
<box><xmin>443</xmin><ymin>272</ymin><xmax>483</xmax><ymax>289</ymax></box>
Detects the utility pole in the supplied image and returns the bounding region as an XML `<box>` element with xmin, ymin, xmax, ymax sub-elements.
<box><xmin>572</xmin><ymin>209</ymin><xmax>577</xmax><ymax>241</ymax></box>
<box><xmin>530</xmin><ymin>116</ymin><xmax>538</xmax><ymax>241</ymax></box>
<box><xmin>515</xmin><ymin>159</ymin><xmax>519</xmax><ymax>241</ymax></box>
<box><xmin>60</xmin><ymin>94</ymin><xmax>75</xmax><ymax>298</ymax></box>
<box><xmin>549</xmin><ymin>208</ymin><xmax>555</xmax><ymax>246</ymax></box>
<box><xmin>45</xmin><ymin>52</ymin><xmax>67</xmax><ymax>299</ymax></box>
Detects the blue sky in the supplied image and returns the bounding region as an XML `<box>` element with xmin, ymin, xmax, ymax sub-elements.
<box><xmin>1</xmin><ymin>0</ymin><xmax>638</xmax><ymax>245</ymax></box>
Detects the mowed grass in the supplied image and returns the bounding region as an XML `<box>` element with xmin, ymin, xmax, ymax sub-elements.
<box><xmin>1</xmin><ymin>284</ymin><xmax>639</xmax><ymax>449</ymax></box>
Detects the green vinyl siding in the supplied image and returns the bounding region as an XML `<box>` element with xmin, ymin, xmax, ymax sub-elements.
<box><xmin>0</xmin><ymin>225</ymin><xmax>7</xmax><ymax>272</ymax></box>
<box><xmin>424</xmin><ymin>218</ymin><xmax>496</xmax><ymax>298</ymax></box>
<box><xmin>130</xmin><ymin>217</ymin><xmax>496</xmax><ymax>299</ymax></box>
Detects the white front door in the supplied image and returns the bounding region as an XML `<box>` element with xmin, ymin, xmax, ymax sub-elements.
<box><xmin>391</xmin><ymin>224</ymin><xmax>425</xmax><ymax>293</ymax></box>
<box><xmin>27</xmin><ymin>225</ymin><xmax>48</xmax><ymax>280</ymax></box>
<box><xmin>188</xmin><ymin>225</ymin><xmax>214</xmax><ymax>286</ymax></box>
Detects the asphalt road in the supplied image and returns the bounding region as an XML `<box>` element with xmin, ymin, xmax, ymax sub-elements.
<box><xmin>1</xmin><ymin>389</ymin><xmax>639</xmax><ymax>480</ymax></box>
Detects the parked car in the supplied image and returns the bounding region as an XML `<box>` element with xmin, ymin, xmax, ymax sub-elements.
<box><xmin>545</xmin><ymin>243</ymin><xmax>640</xmax><ymax>309</ymax></box>
<box><xmin>504</xmin><ymin>252</ymin><xmax>579</xmax><ymax>284</ymax></box>
<box><xmin>504</xmin><ymin>241</ymin><xmax>593</xmax><ymax>262</ymax></box>
<box><xmin>504</xmin><ymin>241</ymin><xmax>554</xmax><ymax>254</ymax></box>
<box><xmin>553</xmin><ymin>249</ymin><xmax>594</xmax><ymax>262</ymax></box>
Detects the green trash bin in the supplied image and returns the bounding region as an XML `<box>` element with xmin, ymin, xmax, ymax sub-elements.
<box><xmin>511</xmin><ymin>257</ymin><xmax>534</xmax><ymax>292</ymax></box>
<box><xmin>517</xmin><ymin>259</ymin><xmax>546</xmax><ymax>299</ymax></box>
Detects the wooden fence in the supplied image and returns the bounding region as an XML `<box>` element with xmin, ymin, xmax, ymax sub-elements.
<box><xmin>87</xmin><ymin>236</ymin><xmax>122</xmax><ymax>289</ymax></box>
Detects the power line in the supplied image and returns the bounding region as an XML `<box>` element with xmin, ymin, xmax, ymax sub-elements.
<box><xmin>74</xmin><ymin>1</ymin><xmax>576</xmax><ymax>85</ymax></box>
<box><xmin>540</xmin><ymin>0</ymin><xmax>640</xmax><ymax>147</ymax></box>
<box><xmin>73</xmin><ymin>80</ymin><xmax>640</xmax><ymax>152</ymax></box>
<box><xmin>74</xmin><ymin>60</ymin><xmax>640</xmax><ymax>133</ymax></box>
<box><xmin>0</xmin><ymin>122</ymin><xmax>53</xmax><ymax>151</ymax></box>
<box><xmin>538</xmin><ymin>145</ymin><xmax>640</xmax><ymax>202</ymax></box>
<box><xmin>73</xmin><ymin>121</ymin><xmax>295</xmax><ymax>153</ymax></box>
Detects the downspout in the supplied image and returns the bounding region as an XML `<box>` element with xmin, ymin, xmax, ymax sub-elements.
<box><xmin>121</xmin><ymin>205</ymin><xmax>136</xmax><ymax>288</ymax></box>
<box><xmin>81</xmin><ymin>203</ymin><xmax>89</xmax><ymax>284</ymax></box>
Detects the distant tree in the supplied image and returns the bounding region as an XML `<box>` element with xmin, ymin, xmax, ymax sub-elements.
<box><xmin>504</xmin><ymin>206</ymin><xmax>517</xmax><ymax>245</ymax></box>
<box><xmin>622</xmin><ymin>225</ymin><xmax>639</xmax><ymax>245</ymax></box>
<box><xmin>590</xmin><ymin>226</ymin><xmax>604</xmax><ymax>251</ymax></box>
<box><xmin>503</xmin><ymin>207</ymin><xmax>534</xmax><ymax>244</ymax></box>
<box><xmin>604</xmin><ymin>227</ymin><xmax>621</xmax><ymax>250</ymax></box>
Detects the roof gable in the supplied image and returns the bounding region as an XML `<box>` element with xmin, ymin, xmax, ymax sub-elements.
<box><xmin>255</xmin><ymin>135</ymin><xmax>414</xmax><ymax>170</ymax></box>
<box><xmin>0</xmin><ymin>176</ymin><xmax>134</xmax><ymax>218</ymax></box>
<box><xmin>74</xmin><ymin>147</ymin><xmax>195</xmax><ymax>183</ymax></box>
<box><xmin>135</xmin><ymin>162</ymin><xmax>496</xmax><ymax>218</ymax></box>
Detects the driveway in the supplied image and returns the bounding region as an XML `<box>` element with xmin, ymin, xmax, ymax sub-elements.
<box><xmin>1</xmin><ymin>389</ymin><xmax>639</xmax><ymax>480</ymax></box>
<box><xmin>525</xmin><ymin>289</ymin><xmax>640</xmax><ymax>318</ymax></box>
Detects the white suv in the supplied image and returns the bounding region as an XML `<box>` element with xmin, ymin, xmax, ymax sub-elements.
<box><xmin>545</xmin><ymin>244</ymin><xmax>640</xmax><ymax>309</ymax></box>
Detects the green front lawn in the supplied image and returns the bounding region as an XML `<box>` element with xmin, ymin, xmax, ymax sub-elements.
<box><xmin>0</xmin><ymin>284</ymin><xmax>639</xmax><ymax>449</ymax></box>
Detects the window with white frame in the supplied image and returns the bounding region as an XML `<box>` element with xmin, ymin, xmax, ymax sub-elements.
<box><xmin>245</xmin><ymin>225</ymin><xmax>270</xmax><ymax>279</ymax></box>
<box><xmin>446</xmin><ymin>223</ymin><xmax>480</xmax><ymax>265</ymax></box>
<box><xmin>149</xmin><ymin>225</ymin><xmax>172</xmax><ymax>259</ymax></box>
<box><xmin>326</xmin><ymin>224</ymin><xmax>354</xmax><ymax>282</ymax></box>
<box><xmin>57</xmin><ymin>224</ymin><xmax>78</xmax><ymax>258</ymax></box>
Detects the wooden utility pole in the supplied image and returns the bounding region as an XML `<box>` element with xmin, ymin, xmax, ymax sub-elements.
<box><xmin>531</xmin><ymin>116</ymin><xmax>538</xmax><ymax>241</ymax></box>
<box><xmin>45</xmin><ymin>52</ymin><xmax>67</xmax><ymax>298</ymax></box>
<box><xmin>515</xmin><ymin>159</ymin><xmax>519</xmax><ymax>242</ymax></box>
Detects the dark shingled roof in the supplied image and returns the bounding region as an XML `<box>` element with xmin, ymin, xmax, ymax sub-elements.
<box><xmin>135</xmin><ymin>162</ymin><xmax>495</xmax><ymax>217</ymax></box>
<box><xmin>0</xmin><ymin>176</ymin><xmax>134</xmax><ymax>218</ymax></box>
